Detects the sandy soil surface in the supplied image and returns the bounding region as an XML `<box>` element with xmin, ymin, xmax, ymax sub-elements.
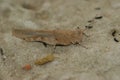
<box><xmin>0</xmin><ymin>0</ymin><xmax>120</xmax><ymax>80</ymax></box>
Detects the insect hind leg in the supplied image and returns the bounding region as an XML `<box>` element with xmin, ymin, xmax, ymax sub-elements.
<box><xmin>83</xmin><ymin>33</ymin><xmax>89</xmax><ymax>37</ymax></box>
<box><xmin>76</xmin><ymin>42</ymin><xmax>88</xmax><ymax>49</ymax></box>
<box><xmin>43</xmin><ymin>42</ymin><xmax>48</xmax><ymax>47</ymax></box>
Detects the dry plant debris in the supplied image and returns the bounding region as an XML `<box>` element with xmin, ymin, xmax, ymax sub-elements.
<box><xmin>112</xmin><ymin>30</ymin><xmax>116</xmax><ymax>37</ymax></box>
<box><xmin>114</xmin><ymin>38</ymin><xmax>119</xmax><ymax>42</ymax></box>
<box><xmin>35</xmin><ymin>54</ymin><xmax>54</xmax><ymax>65</ymax></box>
<box><xmin>111</xmin><ymin>29</ymin><xmax>120</xmax><ymax>42</ymax></box>
<box><xmin>0</xmin><ymin>48</ymin><xmax>6</xmax><ymax>61</ymax></box>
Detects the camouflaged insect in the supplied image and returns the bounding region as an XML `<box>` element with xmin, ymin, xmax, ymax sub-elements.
<box><xmin>12</xmin><ymin>28</ymin><xmax>84</xmax><ymax>46</ymax></box>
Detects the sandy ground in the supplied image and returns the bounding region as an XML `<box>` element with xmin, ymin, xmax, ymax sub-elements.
<box><xmin>0</xmin><ymin>0</ymin><xmax>120</xmax><ymax>80</ymax></box>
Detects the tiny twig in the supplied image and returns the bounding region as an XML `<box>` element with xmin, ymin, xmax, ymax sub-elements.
<box><xmin>0</xmin><ymin>48</ymin><xmax>4</xmax><ymax>55</ymax></box>
<box><xmin>114</xmin><ymin>38</ymin><xmax>119</xmax><ymax>42</ymax></box>
<box><xmin>112</xmin><ymin>30</ymin><xmax>116</xmax><ymax>37</ymax></box>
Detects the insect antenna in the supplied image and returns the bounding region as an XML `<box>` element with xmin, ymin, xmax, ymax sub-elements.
<box><xmin>78</xmin><ymin>43</ymin><xmax>88</xmax><ymax>49</ymax></box>
<box><xmin>77</xmin><ymin>27</ymin><xmax>89</xmax><ymax>37</ymax></box>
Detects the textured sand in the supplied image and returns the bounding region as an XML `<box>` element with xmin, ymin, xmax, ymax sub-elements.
<box><xmin>0</xmin><ymin>0</ymin><xmax>120</xmax><ymax>80</ymax></box>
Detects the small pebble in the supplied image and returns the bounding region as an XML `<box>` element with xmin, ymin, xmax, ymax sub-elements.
<box><xmin>95</xmin><ymin>7</ymin><xmax>101</xmax><ymax>10</ymax></box>
<box><xmin>22</xmin><ymin>3</ymin><xmax>36</xmax><ymax>10</ymax></box>
<box><xmin>95</xmin><ymin>16</ymin><xmax>103</xmax><ymax>19</ymax></box>
<box><xmin>88</xmin><ymin>20</ymin><xmax>93</xmax><ymax>23</ymax></box>
<box><xmin>85</xmin><ymin>25</ymin><xmax>93</xmax><ymax>29</ymax></box>
<box><xmin>22</xmin><ymin>64</ymin><xmax>32</xmax><ymax>71</ymax></box>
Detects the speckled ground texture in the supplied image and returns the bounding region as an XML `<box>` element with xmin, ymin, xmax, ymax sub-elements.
<box><xmin>0</xmin><ymin>0</ymin><xmax>120</xmax><ymax>80</ymax></box>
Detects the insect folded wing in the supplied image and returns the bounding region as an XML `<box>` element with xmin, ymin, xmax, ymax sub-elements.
<box><xmin>12</xmin><ymin>29</ymin><xmax>57</xmax><ymax>45</ymax></box>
